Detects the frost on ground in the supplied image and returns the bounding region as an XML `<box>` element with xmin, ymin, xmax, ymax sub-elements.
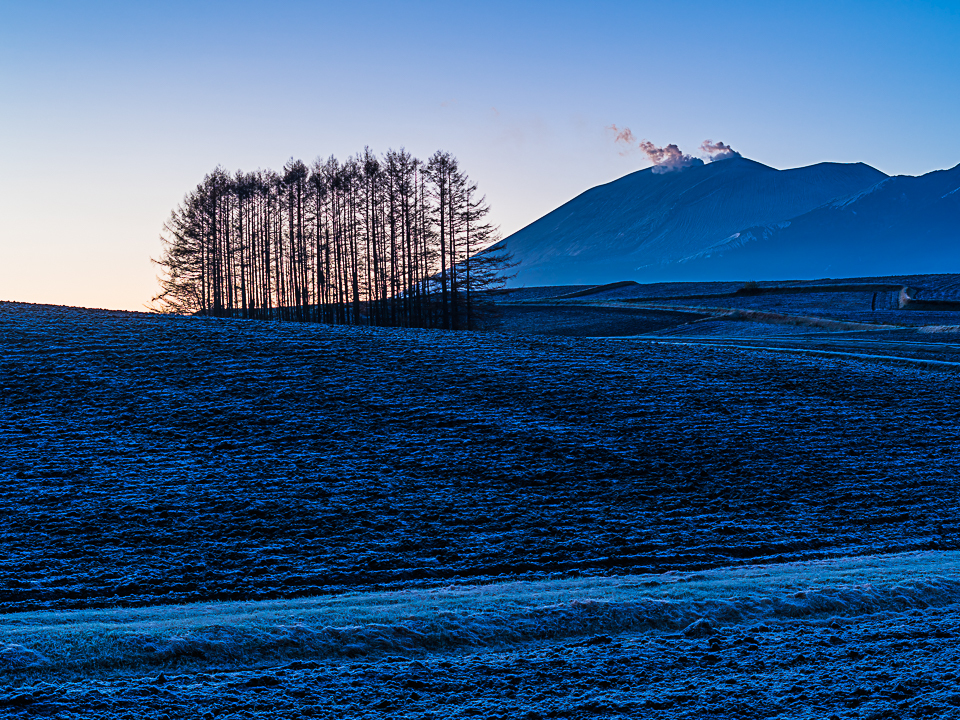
<box><xmin>2</xmin><ymin>551</ymin><xmax>959</xmax><ymax>673</ymax></box>
<box><xmin>2</xmin><ymin>301</ymin><xmax>960</xmax><ymax>717</ymax></box>
<box><xmin>4</xmin><ymin>554</ymin><xmax>960</xmax><ymax>718</ymax></box>
<box><xmin>2</xmin><ymin>301</ymin><xmax>959</xmax><ymax>612</ymax></box>
<box><xmin>4</xmin><ymin>553</ymin><xmax>960</xmax><ymax>718</ymax></box>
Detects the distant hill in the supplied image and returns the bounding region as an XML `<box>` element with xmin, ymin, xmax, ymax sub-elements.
<box><xmin>488</xmin><ymin>156</ymin><xmax>959</xmax><ymax>285</ymax></box>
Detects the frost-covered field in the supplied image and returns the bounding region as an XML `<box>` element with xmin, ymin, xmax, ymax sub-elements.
<box><xmin>2</xmin><ymin>300</ymin><xmax>960</xmax><ymax>718</ymax></box>
<box><xmin>5</xmin><ymin>553</ymin><xmax>960</xmax><ymax>718</ymax></box>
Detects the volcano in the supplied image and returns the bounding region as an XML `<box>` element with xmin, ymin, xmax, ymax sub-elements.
<box><xmin>489</xmin><ymin>156</ymin><xmax>959</xmax><ymax>285</ymax></box>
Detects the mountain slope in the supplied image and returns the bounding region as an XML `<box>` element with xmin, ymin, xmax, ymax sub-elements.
<box><xmin>491</xmin><ymin>157</ymin><xmax>888</xmax><ymax>286</ymax></box>
<box><xmin>679</xmin><ymin>163</ymin><xmax>960</xmax><ymax>280</ymax></box>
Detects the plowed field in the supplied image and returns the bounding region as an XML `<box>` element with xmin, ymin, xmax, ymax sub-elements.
<box><xmin>2</xmin><ymin>301</ymin><xmax>958</xmax><ymax>614</ymax></box>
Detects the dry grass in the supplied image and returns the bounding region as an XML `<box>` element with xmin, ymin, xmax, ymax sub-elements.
<box><xmin>3</xmin><ymin>551</ymin><xmax>958</xmax><ymax>676</ymax></box>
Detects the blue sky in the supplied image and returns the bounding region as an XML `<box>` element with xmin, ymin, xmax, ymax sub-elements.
<box><xmin>2</xmin><ymin>0</ymin><xmax>958</xmax><ymax>309</ymax></box>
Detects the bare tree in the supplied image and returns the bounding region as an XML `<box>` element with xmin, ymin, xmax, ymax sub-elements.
<box><xmin>152</xmin><ymin>148</ymin><xmax>515</xmax><ymax>331</ymax></box>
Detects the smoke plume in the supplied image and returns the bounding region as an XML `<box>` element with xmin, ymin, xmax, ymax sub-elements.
<box><xmin>608</xmin><ymin>124</ymin><xmax>636</xmax><ymax>145</ymax></box>
<box><xmin>700</xmin><ymin>140</ymin><xmax>740</xmax><ymax>161</ymax></box>
<box><xmin>638</xmin><ymin>141</ymin><xmax>704</xmax><ymax>174</ymax></box>
<box><xmin>607</xmin><ymin>124</ymin><xmax>637</xmax><ymax>156</ymax></box>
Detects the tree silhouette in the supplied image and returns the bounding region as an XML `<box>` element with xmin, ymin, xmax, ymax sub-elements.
<box><xmin>151</xmin><ymin>149</ymin><xmax>515</xmax><ymax>330</ymax></box>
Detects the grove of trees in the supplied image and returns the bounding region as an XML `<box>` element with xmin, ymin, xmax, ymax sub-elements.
<box><xmin>151</xmin><ymin>148</ymin><xmax>514</xmax><ymax>330</ymax></box>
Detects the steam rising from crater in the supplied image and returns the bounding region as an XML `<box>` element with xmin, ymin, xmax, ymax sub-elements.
<box><xmin>638</xmin><ymin>141</ymin><xmax>704</xmax><ymax>174</ymax></box>
<box><xmin>700</xmin><ymin>140</ymin><xmax>740</xmax><ymax>161</ymax></box>
<box><xmin>607</xmin><ymin>127</ymin><xmax>740</xmax><ymax>172</ymax></box>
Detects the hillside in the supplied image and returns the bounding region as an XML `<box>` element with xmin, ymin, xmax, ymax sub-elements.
<box><xmin>677</xmin><ymin>162</ymin><xmax>960</xmax><ymax>280</ymax></box>
<box><xmin>3</xmin><ymin>299</ymin><xmax>953</xmax><ymax>613</ymax></box>
<box><xmin>4</xmin><ymin>302</ymin><xmax>960</xmax><ymax>716</ymax></box>
<box><xmin>489</xmin><ymin>156</ymin><xmax>887</xmax><ymax>286</ymax></box>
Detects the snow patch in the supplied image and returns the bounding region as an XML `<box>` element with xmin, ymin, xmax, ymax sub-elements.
<box><xmin>827</xmin><ymin>178</ymin><xmax>893</xmax><ymax>209</ymax></box>
<box><xmin>919</xmin><ymin>325</ymin><xmax>960</xmax><ymax>334</ymax></box>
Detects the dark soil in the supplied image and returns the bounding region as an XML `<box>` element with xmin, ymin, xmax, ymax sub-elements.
<box><xmin>2</xmin><ymin>301</ymin><xmax>959</xmax><ymax>613</ymax></box>
<box><xmin>487</xmin><ymin>304</ymin><xmax>703</xmax><ymax>336</ymax></box>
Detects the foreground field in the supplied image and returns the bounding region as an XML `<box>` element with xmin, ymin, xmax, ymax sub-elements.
<box><xmin>4</xmin><ymin>552</ymin><xmax>960</xmax><ymax>718</ymax></box>
<box><xmin>2</xmin><ymin>300</ymin><xmax>960</xmax><ymax>717</ymax></box>
<box><xmin>3</xmin><ymin>301</ymin><xmax>960</xmax><ymax>611</ymax></box>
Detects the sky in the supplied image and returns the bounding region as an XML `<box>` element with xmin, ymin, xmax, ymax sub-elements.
<box><xmin>1</xmin><ymin>0</ymin><xmax>959</xmax><ymax>311</ymax></box>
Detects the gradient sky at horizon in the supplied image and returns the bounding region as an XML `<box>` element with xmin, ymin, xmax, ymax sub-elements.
<box><xmin>2</xmin><ymin>0</ymin><xmax>959</xmax><ymax>310</ymax></box>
